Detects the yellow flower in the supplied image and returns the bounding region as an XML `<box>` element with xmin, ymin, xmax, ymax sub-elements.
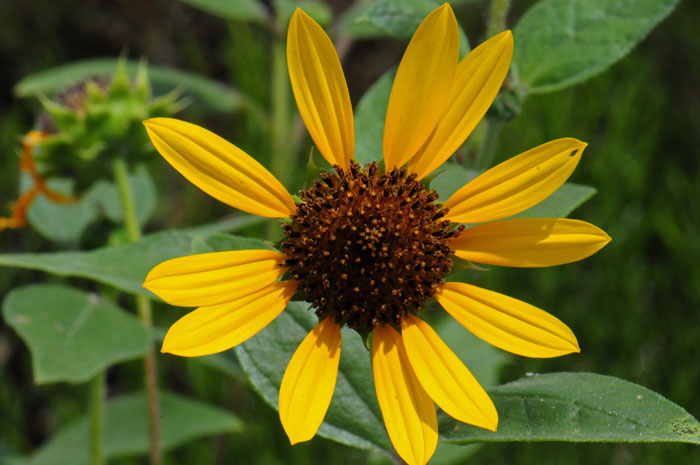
<box><xmin>142</xmin><ymin>5</ymin><xmax>610</xmax><ymax>465</ymax></box>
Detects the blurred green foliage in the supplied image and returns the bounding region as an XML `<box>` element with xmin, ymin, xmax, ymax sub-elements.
<box><xmin>0</xmin><ymin>0</ymin><xmax>698</xmax><ymax>464</ymax></box>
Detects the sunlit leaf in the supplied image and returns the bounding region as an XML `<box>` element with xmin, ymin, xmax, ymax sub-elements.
<box><xmin>2</xmin><ymin>284</ymin><xmax>149</xmax><ymax>384</ymax></box>
<box><xmin>512</xmin><ymin>0</ymin><xmax>680</xmax><ymax>93</ymax></box>
<box><xmin>23</xmin><ymin>392</ymin><xmax>243</xmax><ymax>465</ymax></box>
<box><xmin>440</xmin><ymin>373</ymin><xmax>700</xmax><ymax>444</ymax></box>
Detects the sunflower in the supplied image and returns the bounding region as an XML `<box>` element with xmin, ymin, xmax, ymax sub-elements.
<box><xmin>142</xmin><ymin>5</ymin><xmax>610</xmax><ymax>465</ymax></box>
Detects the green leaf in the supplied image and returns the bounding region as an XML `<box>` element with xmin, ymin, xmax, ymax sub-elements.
<box><xmin>440</xmin><ymin>372</ymin><xmax>700</xmax><ymax>444</ymax></box>
<box><xmin>2</xmin><ymin>284</ymin><xmax>149</xmax><ymax>384</ymax></box>
<box><xmin>512</xmin><ymin>0</ymin><xmax>680</xmax><ymax>94</ymax></box>
<box><xmin>23</xmin><ymin>392</ymin><xmax>243</xmax><ymax>465</ymax></box>
<box><xmin>0</xmin><ymin>217</ymin><xmax>266</xmax><ymax>297</ymax></box>
<box><xmin>26</xmin><ymin>178</ymin><xmax>100</xmax><ymax>246</ymax></box>
<box><xmin>340</xmin><ymin>0</ymin><xmax>470</xmax><ymax>55</ymax></box>
<box><xmin>177</xmin><ymin>0</ymin><xmax>265</xmax><ymax>21</ymax></box>
<box><xmin>354</xmin><ymin>69</ymin><xmax>394</xmax><ymax>165</ymax></box>
<box><xmin>14</xmin><ymin>59</ymin><xmax>248</xmax><ymax>113</ymax></box>
<box><xmin>430</xmin><ymin>163</ymin><xmax>596</xmax><ymax>219</ymax></box>
<box><xmin>235</xmin><ymin>302</ymin><xmax>394</xmax><ymax>456</ymax></box>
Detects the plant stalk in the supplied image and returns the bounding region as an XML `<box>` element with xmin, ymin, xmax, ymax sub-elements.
<box><xmin>89</xmin><ymin>370</ymin><xmax>105</xmax><ymax>465</ymax></box>
<box><xmin>112</xmin><ymin>158</ymin><xmax>161</xmax><ymax>465</ymax></box>
<box><xmin>487</xmin><ymin>0</ymin><xmax>512</xmax><ymax>38</ymax></box>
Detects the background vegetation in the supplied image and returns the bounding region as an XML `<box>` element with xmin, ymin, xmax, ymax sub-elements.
<box><xmin>1</xmin><ymin>0</ymin><xmax>698</xmax><ymax>464</ymax></box>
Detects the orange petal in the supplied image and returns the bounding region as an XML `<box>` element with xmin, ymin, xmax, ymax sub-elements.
<box><xmin>410</xmin><ymin>31</ymin><xmax>513</xmax><ymax>180</ymax></box>
<box><xmin>401</xmin><ymin>315</ymin><xmax>497</xmax><ymax>430</ymax></box>
<box><xmin>372</xmin><ymin>325</ymin><xmax>437</xmax><ymax>465</ymax></box>
<box><xmin>161</xmin><ymin>280</ymin><xmax>297</xmax><ymax>357</ymax></box>
<box><xmin>383</xmin><ymin>4</ymin><xmax>459</xmax><ymax>170</ymax></box>
<box><xmin>144</xmin><ymin>118</ymin><xmax>296</xmax><ymax>218</ymax></box>
<box><xmin>452</xmin><ymin>218</ymin><xmax>611</xmax><ymax>267</ymax></box>
<box><xmin>445</xmin><ymin>138</ymin><xmax>586</xmax><ymax>224</ymax></box>
<box><xmin>288</xmin><ymin>9</ymin><xmax>354</xmax><ymax>169</ymax></box>
<box><xmin>279</xmin><ymin>318</ymin><xmax>341</xmax><ymax>444</ymax></box>
<box><xmin>437</xmin><ymin>282</ymin><xmax>579</xmax><ymax>358</ymax></box>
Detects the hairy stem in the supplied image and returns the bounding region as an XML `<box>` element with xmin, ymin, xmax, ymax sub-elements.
<box><xmin>112</xmin><ymin>159</ymin><xmax>161</xmax><ymax>465</ymax></box>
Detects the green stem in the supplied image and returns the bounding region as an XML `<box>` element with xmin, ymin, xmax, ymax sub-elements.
<box><xmin>112</xmin><ymin>159</ymin><xmax>161</xmax><ymax>465</ymax></box>
<box><xmin>486</xmin><ymin>0</ymin><xmax>511</xmax><ymax>38</ymax></box>
<box><xmin>89</xmin><ymin>370</ymin><xmax>105</xmax><ymax>465</ymax></box>
<box><xmin>267</xmin><ymin>35</ymin><xmax>293</xmax><ymax>240</ymax></box>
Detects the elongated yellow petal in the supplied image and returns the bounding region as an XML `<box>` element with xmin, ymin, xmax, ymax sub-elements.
<box><xmin>453</xmin><ymin>218</ymin><xmax>611</xmax><ymax>267</ymax></box>
<box><xmin>288</xmin><ymin>9</ymin><xmax>354</xmax><ymax>169</ymax></box>
<box><xmin>143</xmin><ymin>249</ymin><xmax>288</xmax><ymax>307</ymax></box>
<box><xmin>410</xmin><ymin>31</ymin><xmax>513</xmax><ymax>180</ymax></box>
<box><xmin>279</xmin><ymin>318</ymin><xmax>341</xmax><ymax>444</ymax></box>
<box><xmin>144</xmin><ymin>118</ymin><xmax>296</xmax><ymax>218</ymax></box>
<box><xmin>445</xmin><ymin>138</ymin><xmax>586</xmax><ymax>224</ymax></box>
<box><xmin>401</xmin><ymin>315</ymin><xmax>497</xmax><ymax>430</ymax></box>
<box><xmin>372</xmin><ymin>325</ymin><xmax>437</xmax><ymax>465</ymax></box>
<box><xmin>383</xmin><ymin>4</ymin><xmax>458</xmax><ymax>170</ymax></box>
<box><xmin>437</xmin><ymin>282</ymin><xmax>579</xmax><ymax>358</ymax></box>
<box><xmin>161</xmin><ymin>280</ymin><xmax>297</xmax><ymax>357</ymax></box>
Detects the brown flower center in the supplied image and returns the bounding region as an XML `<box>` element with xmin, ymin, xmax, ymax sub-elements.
<box><xmin>281</xmin><ymin>161</ymin><xmax>462</xmax><ymax>334</ymax></box>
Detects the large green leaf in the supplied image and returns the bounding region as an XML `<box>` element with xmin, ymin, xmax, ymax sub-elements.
<box><xmin>440</xmin><ymin>372</ymin><xmax>700</xmax><ymax>444</ymax></box>
<box><xmin>430</xmin><ymin>163</ymin><xmax>596</xmax><ymax>219</ymax></box>
<box><xmin>177</xmin><ymin>0</ymin><xmax>265</xmax><ymax>21</ymax></box>
<box><xmin>340</xmin><ymin>0</ymin><xmax>470</xmax><ymax>55</ymax></box>
<box><xmin>512</xmin><ymin>0</ymin><xmax>680</xmax><ymax>94</ymax></box>
<box><xmin>0</xmin><ymin>217</ymin><xmax>266</xmax><ymax>297</ymax></box>
<box><xmin>2</xmin><ymin>284</ymin><xmax>149</xmax><ymax>384</ymax></box>
<box><xmin>14</xmin><ymin>59</ymin><xmax>249</xmax><ymax>113</ymax></box>
<box><xmin>23</xmin><ymin>392</ymin><xmax>243</xmax><ymax>465</ymax></box>
<box><xmin>235</xmin><ymin>302</ymin><xmax>393</xmax><ymax>456</ymax></box>
<box><xmin>354</xmin><ymin>69</ymin><xmax>394</xmax><ymax>165</ymax></box>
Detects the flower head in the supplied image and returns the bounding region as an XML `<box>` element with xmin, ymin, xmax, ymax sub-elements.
<box><xmin>143</xmin><ymin>5</ymin><xmax>610</xmax><ymax>465</ymax></box>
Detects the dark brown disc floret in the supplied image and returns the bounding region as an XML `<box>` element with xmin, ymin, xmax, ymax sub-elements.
<box><xmin>281</xmin><ymin>161</ymin><xmax>463</xmax><ymax>333</ymax></box>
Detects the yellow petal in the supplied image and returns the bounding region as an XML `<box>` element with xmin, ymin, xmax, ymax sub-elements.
<box><xmin>288</xmin><ymin>9</ymin><xmax>354</xmax><ymax>169</ymax></box>
<box><xmin>143</xmin><ymin>118</ymin><xmax>295</xmax><ymax>218</ymax></box>
<box><xmin>437</xmin><ymin>282</ymin><xmax>579</xmax><ymax>358</ymax></box>
<box><xmin>143</xmin><ymin>249</ymin><xmax>288</xmax><ymax>307</ymax></box>
<box><xmin>410</xmin><ymin>31</ymin><xmax>513</xmax><ymax>180</ymax></box>
<box><xmin>383</xmin><ymin>4</ymin><xmax>459</xmax><ymax>170</ymax></box>
<box><xmin>161</xmin><ymin>280</ymin><xmax>297</xmax><ymax>357</ymax></box>
<box><xmin>279</xmin><ymin>318</ymin><xmax>341</xmax><ymax>444</ymax></box>
<box><xmin>401</xmin><ymin>315</ymin><xmax>498</xmax><ymax>430</ymax></box>
<box><xmin>445</xmin><ymin>138</ymin><xmax>586</xmax><ymax>224</ymax></box>
<box><xmin>452</xmin><ymin>218</ymin><xmax>611</xmax><ymax>267</ymax></box>
<box><xmin>372</xmin><ymin>325</ymin><xmax>437</xmax><ymax>465</ymax></box>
